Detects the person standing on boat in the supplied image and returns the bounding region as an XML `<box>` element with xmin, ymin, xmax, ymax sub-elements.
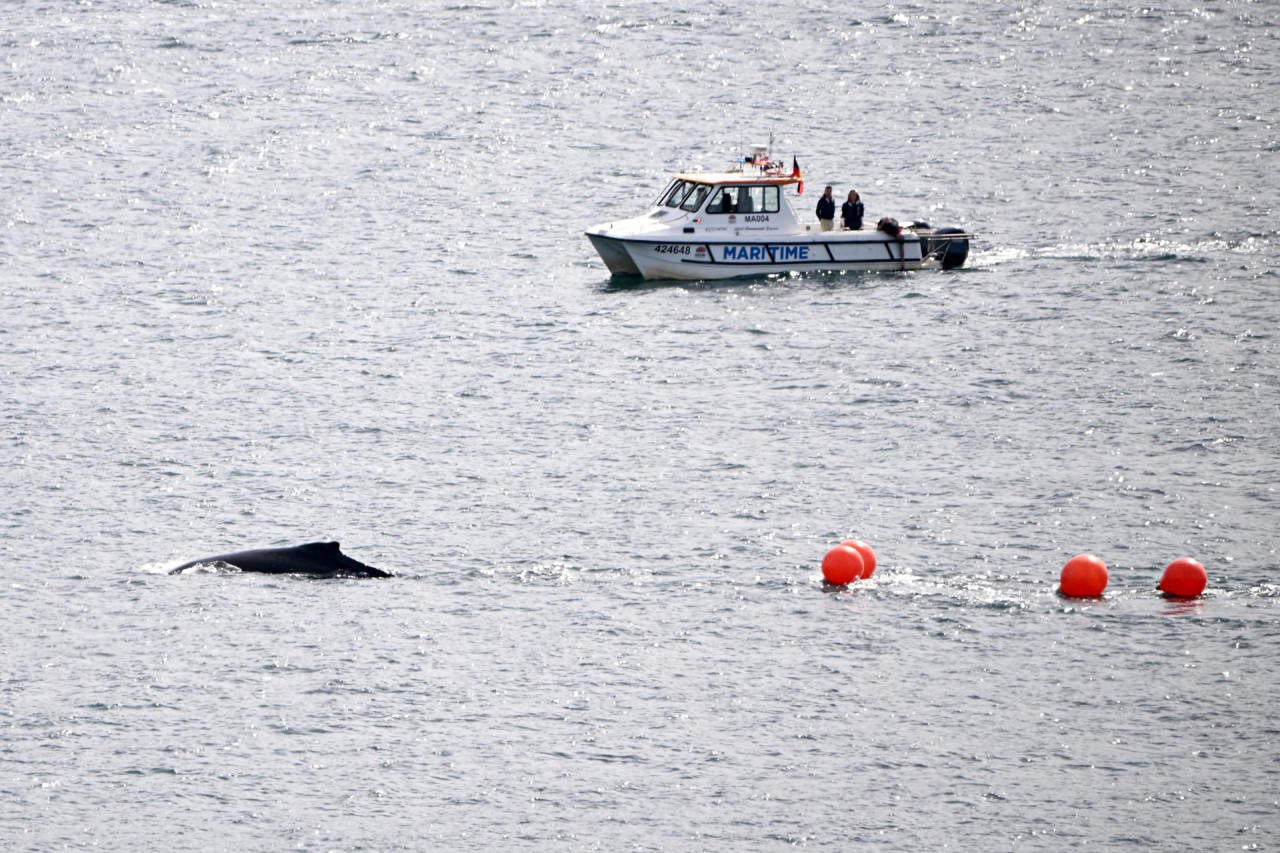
<box><xmin>816</xmin><ymin>186</ymin><xmax>836</xmax><ymax>232</ymax></box>
<box><xmin>842</xmin><ymin>190</ymin><xmax>864</xmax><ymax>230</ymax></box>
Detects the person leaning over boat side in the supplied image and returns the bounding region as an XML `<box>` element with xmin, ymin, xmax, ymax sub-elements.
<box><xmin>815</xmin><ymin>185</ymin><xmax>836</xmax><ymax>231</ymax></box>
<box><xmin>842</xmin><ymin>190</ymin><xmax>864</xmax><ymax>230</ymax></box>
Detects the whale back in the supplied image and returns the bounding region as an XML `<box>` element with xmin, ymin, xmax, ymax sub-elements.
<box><xmin>171</xmin><ymin>541</ymin><xmax>391</xmax><ymax>577</ymax></box>
<box><xmin>290</xmin><ymin>541</ymin><xmax>391</xmax><ymax>577</ymax></box>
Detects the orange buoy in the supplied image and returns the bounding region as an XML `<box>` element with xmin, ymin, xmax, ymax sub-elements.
<box><xmin>1159</xmin><ymin>557</ymin><xmax>1207</xmax><ymax>598</ymax></box>
<box><xmin>822</xmin><ymin>544</ymin><xmax>864</xmax><ymax>586</ymax></box>
<box><xmin>842</xmin><ymin>540</ymin><xmax>877</xmax><ymax>579</ymax></box>
<box><xmin>1059</xmin><ymin>553</ymin><xmax>1108</xmax><ymax>597</ymax></box>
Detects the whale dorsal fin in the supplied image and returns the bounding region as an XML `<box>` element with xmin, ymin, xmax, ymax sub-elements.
<box><xmin>298</xmin><ymin>541</ymin><xmax>341</xmax><ymax>552</ymax></box>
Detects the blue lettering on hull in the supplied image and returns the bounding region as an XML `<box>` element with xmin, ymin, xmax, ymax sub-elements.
<box><xmin>771</xmin><ymin>245</ymin><xmax>810</xmax><ymax>262</ymax></box>
<box><xmin>723</xmin><ymin>245</ymin><xmax>768</xmax><ymax>262</ymax></box>
<box><xmin>720</xmin><ymin>245</ymin><xmax>812</xmax><ymax>263</ymax></box>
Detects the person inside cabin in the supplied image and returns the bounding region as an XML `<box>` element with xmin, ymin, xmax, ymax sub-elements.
<box><xmin>816</xmin><ymin>185</ymin><xmax>836</xmax><ymax>232</ymax></box>
<box><xmin>711</xmin><ymin>189</ymin><xmax>735</xmax><ymax>214</ymax></box>
<box><xmin>842</xmin><ymin>190</ymin><xmax>864</xmax><ymax>230</ymax></box>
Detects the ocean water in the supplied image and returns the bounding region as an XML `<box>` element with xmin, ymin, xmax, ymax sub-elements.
<box><xmin>2</xmin><ymin>0</ymin><xmax>1277</xmax><ymax>849</ymax></box>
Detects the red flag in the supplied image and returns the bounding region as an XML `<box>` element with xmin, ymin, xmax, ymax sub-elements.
<box><xmin>792</xmin><ymin>157</ymin><xmax>803</xmax><ymax>195</ymax></box>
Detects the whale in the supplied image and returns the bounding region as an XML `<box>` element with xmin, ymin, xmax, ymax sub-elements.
<box><xmin>169</xmin><ymin>541</ymin><xmax>391</xmax><ymax>578</ymax></box>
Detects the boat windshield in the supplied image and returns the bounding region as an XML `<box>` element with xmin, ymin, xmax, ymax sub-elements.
<box><xmin>659</xmin><ymin>180</ymin><xmax>691</xmax><ymax>208</ymax></box>
<box><xmin>655</xmin><ymin>180</ymin><xmax>681</xmax><ymax>207</ymax></box>
<box><xmin>679</xmin><ymin>184</ymin><xmax>709</xmax><ymax>212</ymax></box>
<box><xmin>660</xmin><ymin>179</ymin><xmax>711</xmax><ymax>213</ymax></box>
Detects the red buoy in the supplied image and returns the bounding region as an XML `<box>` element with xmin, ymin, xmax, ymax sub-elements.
<box><xmin>822</xmin><ymin>545</ymin><xmax>864</xmax><ymax>586</ymax></box>
<box><xmin>1159</xmin><ymin>557</ymin><xmax>1207</xmax><ymax>598</ymax></box>
<box><xmin>842</xmin><ymin>540</ymin><xmax>877</xmax><ymax>579</ymax></box>
<box><xmin>1059</xmin><ymin>554</ymin><xmax>1108</xmax><ymax>597</ymax></box>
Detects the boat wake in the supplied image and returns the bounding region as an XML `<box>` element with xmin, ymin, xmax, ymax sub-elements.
<box><xmin>972</xmin><ymin>233</ymin><xmax>1270</xmax><ymax>268</ymax></box>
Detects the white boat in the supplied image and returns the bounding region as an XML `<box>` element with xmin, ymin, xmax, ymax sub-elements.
<box><xmin>585</xmin><ymin>149</ymin><xmax>971</xmax><ymax>281</ymax></box>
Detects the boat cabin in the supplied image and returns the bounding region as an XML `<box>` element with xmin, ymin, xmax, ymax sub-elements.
<box><xmin>649</xmin><ymin>172</ymin><xmax>803</xmax><ymax>237</ymax></box>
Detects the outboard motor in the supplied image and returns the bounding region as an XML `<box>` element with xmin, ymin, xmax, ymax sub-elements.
<box><xmin>918</xmin><ymin>227</ymin><xmax>970</xmax><ymax>270</ymax></box>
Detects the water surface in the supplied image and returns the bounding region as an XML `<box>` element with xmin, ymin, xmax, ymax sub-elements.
<box><xmin>2</xmin><ymin>1</ymin><xmax>1277</xmax><ymax>849</ymax></box>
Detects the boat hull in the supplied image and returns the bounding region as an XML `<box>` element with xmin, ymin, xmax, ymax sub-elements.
<box><xmin>585</xmin><ymin>230</ymin><xmax>936</xmax><ymax>281</ymax></box>
<box><xmin>586</xmin><ymin>232</ymin><xmax>643</xmax><ymax>276</ymax></box>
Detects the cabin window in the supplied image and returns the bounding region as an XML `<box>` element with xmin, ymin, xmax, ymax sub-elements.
<box><xmin>704</xmin><ymin>186</ymin><xmax>781</xmax><ymax>215</ymax></box>
<box><xmin>707</xmin><ymin>187</ymin><xmax>737</xmax><ymax>214</ymax></box>
<box><xmin>736</xmin><ymin>186</ymin><xmax>780</xmax><ymax>214</ymax></box>
<box><xmin>658</xmin><ymin>181</ymin><xmax>777</xmax><ymax>214</ymax></box>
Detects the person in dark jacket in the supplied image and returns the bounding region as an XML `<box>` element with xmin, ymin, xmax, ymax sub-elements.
<box><xmin>815</xmin><ymin>186</ymin><xmax>836</xmax><ymax>231</ymax></box>
<box><xmin>842</xmin><ymin>190</ymin><xmax>864</xmax><ymax>230</ymax></box>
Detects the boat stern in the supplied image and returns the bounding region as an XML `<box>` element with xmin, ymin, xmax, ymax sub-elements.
<box><xmin>914</xmin><ymin>226</ymin><xmax>972</xmax><ymax>270</ymax></box>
